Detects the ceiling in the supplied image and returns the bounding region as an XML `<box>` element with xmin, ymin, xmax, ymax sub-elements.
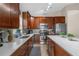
<box><xmin>20</xmin><ymin>3</ymin><xmax>71</xmax><ymax>16</ymax></box>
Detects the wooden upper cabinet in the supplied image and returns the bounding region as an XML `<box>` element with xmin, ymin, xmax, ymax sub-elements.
<box><xmin>54</xmin><ymin>16</ymin><xmax>65</xmax><ymax>24</ymax></box>
<box><xmin>30</xmin><ymin>17</ymin><xmax>40</xmax><ymax>29</ymax></box>
<box><xmin>29</xmin><ymin>16</ymin><xmax>65</xmax><ymax>29</ymax></box>
<box><xmin>22</xmin><ymin>12</ymin><xmax>31</xmax><ymax>29</ymax></box>
<box><xmin>30</xmin><ymin>17</ymin><xmax>35</xmax><ymax>29</ymax></box>
<box><xmin>31</xmin><ymin>16</ymin><xmax>54</xmax><ymax>29</ymax></box>
<box><xmin>0</xmin><ymin>4</ymin><xmax>11</xmax><ymax>28</ymax></box>
<box><xmin>46</xmin><ymin>17</ymin><xmax>54</xmax><ymax>29</ymax></box>
<box><xmin>0</xmin><ymin>3</ymin><xmax>19</xmax><ymax>28</ymax></box>
<box><xmin>35</xmin><ymin>17</ymin><xmax>54</xmax><ymax>29</ymax></box>
<box><xmin>10</xmin><ymin>3</ymin><xmax>19</xmax><ymax>28</ymax></box>
<box><xmin>39</xmin><ymin>17</ymin><xmax>47</xmax><ymax>23</ymax></box>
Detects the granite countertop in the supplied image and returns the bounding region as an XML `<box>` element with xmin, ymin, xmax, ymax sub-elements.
<box><xmin>0</xmin><ymin>34</ymin><xmax>34</xmax><ymax>56</ymax></box>
<box><xmin>47</xmin><ymin>35</ymin><xmax>79</xmax><ymax>56</ymax></box>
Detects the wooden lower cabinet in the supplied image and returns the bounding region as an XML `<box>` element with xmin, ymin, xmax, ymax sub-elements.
<box><xmin>47</xmin><ymin>38</ymin><xmax>54</xmax><ymax>56</ymax></box>
<box><xmin>34</xmin><ymin>34</ymin><xmax>40</xmax><ymax>44</ymax></box>
<box><xmin>11</xmin><ymin>37</ymin><xmax>33</xmax><ymax>56</ymax></box>
<box><xmin>54</xmin><ymin>43</ymin><xmax>71</xmax><ymax>56</ymax></box>
<box><xmin>47</xmin><ymin>38</ymin><xmax>71</xmax><ymax>56</ymax></box>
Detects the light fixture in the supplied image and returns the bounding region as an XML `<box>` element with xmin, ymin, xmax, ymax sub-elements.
<box><xmin>45</xmin><ymin>3</ymin><xmax>52</xmax><ymax>11</ymax></box>
<box><xmin>47</xmin><ymin>5</ymin><xmax>50</xmax><ymax>9</ymax></box>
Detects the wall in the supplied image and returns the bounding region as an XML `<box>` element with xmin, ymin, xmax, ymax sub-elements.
<box><xmin>62</xmin><ymin>3</ymin><xmax>79</xmax><ymax>23</ymax></box>
<box><xmin>60</xmin><ymin>4</ymin><xmax>79</xmax><ymax>37</ymax></box>
<box><xmin>66</xmin><ymin>10</ymin><xmax>79</xmax><ymax>37</ymax></box>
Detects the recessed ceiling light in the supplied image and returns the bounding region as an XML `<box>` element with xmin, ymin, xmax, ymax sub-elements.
<box><xmin>47</xmin><ymin>5</ymin><xmax>50</xmax><ymax>9</ymax></box>
<box><xmin>48</xmin><ymin>3</ymin><xmax>52</xmax><ymax>6</ymax></box>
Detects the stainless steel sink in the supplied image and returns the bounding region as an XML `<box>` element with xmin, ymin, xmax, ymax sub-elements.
<box><xmin>19</xmin><ymin>35</ymin><xmax>30</xmax><ymax>39</ymax></box>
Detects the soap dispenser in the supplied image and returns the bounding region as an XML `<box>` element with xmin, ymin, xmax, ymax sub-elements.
<box><xmin>8</xmin><ymin>30</ymin><xmax>13</xmax><ymax>42</ymax></box>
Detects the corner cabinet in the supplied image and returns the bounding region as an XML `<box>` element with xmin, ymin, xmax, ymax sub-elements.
<box><xmin>0</xmin><ymin>3</ymin><xmax>19</xmax><ymax>28</ymax></box>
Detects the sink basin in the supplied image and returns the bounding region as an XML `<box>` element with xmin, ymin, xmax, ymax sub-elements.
<box><xmin>19</xmin><ymin>35</ymin><xmax>29</xmax><ymax>39</ymax></box>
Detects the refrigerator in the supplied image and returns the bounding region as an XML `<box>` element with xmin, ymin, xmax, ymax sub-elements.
<box><xmin>55</xmin><ymin>23</ymin><xmax>67</xmax><ymax>35</ymax></box>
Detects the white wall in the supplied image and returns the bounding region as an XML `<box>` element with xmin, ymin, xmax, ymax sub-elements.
<box><xmin>62</xmin><ymin>4</ymin><xmax>79</xmax><ymax>37</ymax></box>
<box><xmin>67</xmin><ymin>10</ymin><xmax>79</xmax><ymax>37</ymax></box>
<box><xmin>62</xmin><ymin>4</ymin><xmax>79</xmax><ymax>23</ymax></box>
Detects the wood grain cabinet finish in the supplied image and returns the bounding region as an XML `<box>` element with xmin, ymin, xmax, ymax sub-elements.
<box><xmin>10</xmin><ymin>3</ymin><xmax>19</xmax><ymax>28</ymax></box>
<box><xmin>47</xmin><ymin>38</ymin><xmax>71</xmax><ymax>56</ymax></box>
<box><xmin>45</xmin><ymin>17</ymin><xmax>54</xmax><ymax>29</ymax></box>
<box><xmin>31</xmin><ymin>17</ymin><xmax>40</xmax><ymax>29</ymax></box>
<box><xmin>11</xmin><ymin>37</ymin><xmax>33</xmax><ymax>56</ymax></box>
<box><xmin>30</xmin><ymin>16</ymin><xmax>54</xmax><ymax>29</ymax></box>
<box><xmin>54</xmin><ymin>16</ymin><xmax>65</xmax><ymax>24</ymax></box>
<box><xmin>0</xmin><ymin>3</ymin><xmax>19</xmax><ymax>28</ymax></box>
<box><xmin>54</xmin><ymin>43</ymin><xmax>71</xmax><ymax>56</ymax></box>
<box><xmin>30</xmin><ymin>17</ymin><xmax>35</xmax><ymax>29</ymax></box>
<box><xmin>0</xmin><ymin>4</ymin><xmax>10</xmax><ymax>28</ymax></box>
<box><xmin>30</xmin><ymin>16</ymin><xmax>65</xmax><ymax>29</ymax></box>
<box><xmin>47</xmin><ymin>38</ymin><xmax>55</xmax><ymax>56</ymax></box>
<box><xmin>11</xmin><ymin>41</ymin><xmax>28</xmax><ymax>56</ymax></box>
<box><xmin>22</xmin><ymin>12</ymin><xmax>31</xmax><ymax>29</ymax></box>
<box><xmin>34</xmin><ymin>34</ymin><xmax>40</xmax><ymax>44</ymax></box>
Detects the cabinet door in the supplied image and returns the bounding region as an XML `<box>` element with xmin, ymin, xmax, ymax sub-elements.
<box><xmin>34</xmin><ymin>17</ymin><xmax>54</xmax><ymax>29</ymax></box>
<box><xmin>34</xmin><ymin>34</ymin><xmax>40</xmax><ymax>44</ymax></box>
<box><xmin>47</xmin><ymin>38</ymin><xmax>54</xmax><ymax>56</ymax></box>
<box><xmin>46</xmin><ymin>17</ymin><xmax>54</xmax><ymax>29</ymax></box>
<box><xmin>39</xmin><ymin>17</ymin><xmax>47</xmax><ymax>23</ymax></box>
<box><xmin>30</xmin><ymin>17</ymin><xmax>35</xmax><ymax>29</ymax></box>
<box><xmin>22</xmin><ymin>12</ymin><xmax>31</xmax><ymax>29</ymax></box>
<box><xmin>0</xmin><ymin>3</ymin><xmax>19</xmax><ymax>28</ymax></box>
<box><xmin>34</xmin><ymin>17</ymin><xmax>40</xmax><ymax>29</ymax></box>
<box><xmin>54</xmin><ymin>43</ymin><xmax>70</xmax><ymax>56</ymax></box>
<box><xmin>0</xmin><ymin>3</ymin><xmax>11</xmax><ymax>28</ymax></box>
<box><xmin>10</xmin><ymin>3</ymin><xmax>19</xmax><ymax>28</ymax></box>
<box><xmin>54</xmin><ymin>16</ymin><xmax>65</xmax><ymax>24</ymax></box>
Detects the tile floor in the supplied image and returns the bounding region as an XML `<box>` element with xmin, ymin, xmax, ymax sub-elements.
<box><xmin>40</xmin><ymin>44</ymin><xmax>48</xmax><ymax>56</ymax></box>
<box><xmin>29</xmin><ymin>44</ymin><xmax>48</xmax><ymax>56</ymax></box>
<box><xmin>29</xmin><ymin>45</ymin><xmax>41</xmax><ymax>56</ymax></box>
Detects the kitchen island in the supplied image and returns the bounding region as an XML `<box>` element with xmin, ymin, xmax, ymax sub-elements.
<box><xmin>47</xmin><ymin>35</ymin><xmax>79</xmax><ymax>56</ymax></box>
<box><xmin>0</xmin><ymin>34</ymin><xmax>34</xmax><ymax>56</ymax></box>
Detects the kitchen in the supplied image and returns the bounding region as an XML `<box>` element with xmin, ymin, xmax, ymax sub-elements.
<box><xmin>0</xmin><ymin>3</ymin><xmax>79</xmax><ymax>56</ymax></box>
